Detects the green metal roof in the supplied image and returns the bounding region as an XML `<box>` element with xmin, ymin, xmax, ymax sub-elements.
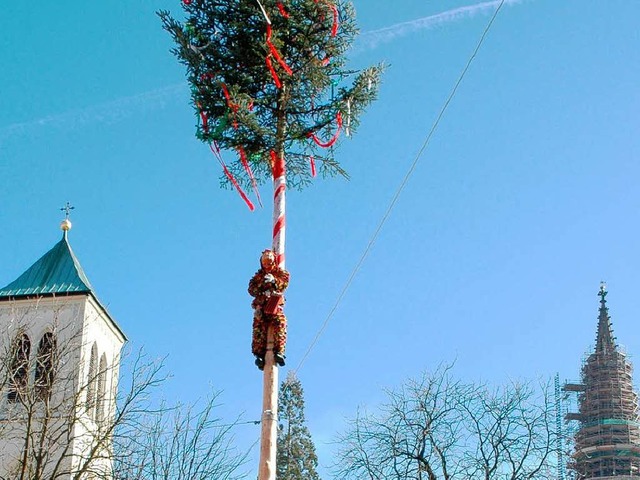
<box><xmin>0</xmin><ymin>232</ymin><xmax>93</xmax><ymax>298</ymax></box>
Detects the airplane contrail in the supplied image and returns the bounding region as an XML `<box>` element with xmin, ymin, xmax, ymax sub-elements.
<box><xmin>357</xmin><ymin>0</ymin><xmax>524</xmax><ymax>51</ymax></box>
<box><xmin>0</xmin><ymin>83</ymin><xmax>187</xmax><ymax>143</ymax></box>
<box><xmin>0</xmin><ymin>1</ymin><xmax>527</xmax><ymax>142</ymax></box>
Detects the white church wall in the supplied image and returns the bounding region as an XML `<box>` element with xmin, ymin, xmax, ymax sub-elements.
<box><xmin>0</xmin><ymin>296</ymin><xmax>86</xmax><ymax>479</ymax></box>
<box><xmin>70</xmin><ymin>296</ymin><xmax>125</xmax><ymax>478</ymax></box>
<box><xmin>0</xmin><ymin>294</ymin><xmax>125</xmax><ymax>480</ymax></box>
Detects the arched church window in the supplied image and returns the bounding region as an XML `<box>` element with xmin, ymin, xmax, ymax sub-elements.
<box><xmin>34</xmin><ymin>332</ymin><xmax>57</xmax><ymax>401</ymax></box>
<box><xmin>8</xmin><ymin>333</ymin><xmax>31</xmax><ymax>403</ymax></box>
<box><xmin>86</xmin><ymin>343</ymin><xmax>98</xmax><ymax>414</ymax></box>
<box><xmin>95</xmin><ymin>354</ymin><xmax>107</xmax><ymax>422</ymax></box>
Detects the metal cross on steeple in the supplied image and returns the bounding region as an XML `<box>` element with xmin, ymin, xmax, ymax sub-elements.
<box><xmin>598</xmin><ymin>281</ymin><xmax>608</xmax><ymax>302</ymax></box>
<box><xmin>60</xmin><ymin>202</ymin><xmax>75</xmax><ymax>220</ymax></box>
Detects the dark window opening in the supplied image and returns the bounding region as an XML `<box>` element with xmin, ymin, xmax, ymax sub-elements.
<box><xmin>34</xmin><ymin>332</ymin><xmax>57</xmax><ymax>401</ymax></box>
<box><xmin>8</xmin><ymin>334</ymin><xmax>31</xmax><ymax>403</ymax></box>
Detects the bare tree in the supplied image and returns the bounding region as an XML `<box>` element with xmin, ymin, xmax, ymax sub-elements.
<box><xmin>112</xmin><ymin>392</ymin><xmax>250</xmax><ymax>480</ymax></box>
<box><xmin>333</xmin><ymin>365</ymin><xmax>556</xmax><ymax>480</ymax></box>
<box><xmin>0</xmin><ymin>302</ymin><xmax>248</xmax><ymax>480</ymax></box>
<box><xmin>0</xmin><ymin>311</ymin><xmax>162</xmax><ymax>480</ymax></box>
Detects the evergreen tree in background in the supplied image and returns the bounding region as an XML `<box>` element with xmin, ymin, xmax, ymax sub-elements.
<box><xmin>158</xmin><ymin>0</ymin><xmax>382</xmax><ymax>192</ymax></box>
<box><xmin>276</xmin><ymin>372</ymin><xmax>321</xmax><ymax>480</ymax></box>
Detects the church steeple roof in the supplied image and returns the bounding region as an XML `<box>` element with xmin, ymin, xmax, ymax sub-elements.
<box><xmin>0</xmin><ymin>228</ymin><xmax>93</xmax><ymax>299</ymax></box>
<box><xmin>0</xmin><ymin>216</ymin><xmax>127</xmax><ymax>342</ymax></box>
<box><xmin>595</xmin><ymin>282</ymin><xmax>616</xmax><ymax>354</ymax></box>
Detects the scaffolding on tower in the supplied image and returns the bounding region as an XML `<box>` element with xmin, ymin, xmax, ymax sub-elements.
<box><xmin>563</xmin><ymin>284</ymin><xmax>640</xmax><ymax>479</ymax></box>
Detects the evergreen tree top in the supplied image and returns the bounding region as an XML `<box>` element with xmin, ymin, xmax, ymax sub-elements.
<box><xmin>277</xmin><ymin>372</ymin><xmax>321</xmax><ymax>480</ymax></box>
<box><xmin>159</xmin><ymin>0</ymin><xmax>382</xmax><ymax>192</ymax></box>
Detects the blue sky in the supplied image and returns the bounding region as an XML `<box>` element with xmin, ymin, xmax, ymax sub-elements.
<box><xmin>2</xmin><ymin>0</ymin><xmax>640</xmax><ymax>475</ymax></box>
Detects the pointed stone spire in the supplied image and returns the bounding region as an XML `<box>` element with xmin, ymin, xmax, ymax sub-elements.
<box><xmin>595</xmin><ymin>281</ymin><xmax>616</xmax><ymax>353</ymax></box>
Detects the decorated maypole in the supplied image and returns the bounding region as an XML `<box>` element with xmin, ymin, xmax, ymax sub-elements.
<box><xmin>159</xmin><ymin>1</ymin><xmax>382</xmax><ymax>477</ymax></box>
<box><xmin>259</xmin><ymin>149</ymin><xmax>287</xmax><ymax>479</ymax></box>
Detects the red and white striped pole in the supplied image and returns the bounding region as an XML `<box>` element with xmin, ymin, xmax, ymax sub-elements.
<box><xmin>271</xmin><ymin>150</ymin><xmax>286</xmax><ymax>269</ymax></box>
<box><xmin>258</xmin><ymin>150</ymin><xmax>286</xmax><ymax>480</ymax></box>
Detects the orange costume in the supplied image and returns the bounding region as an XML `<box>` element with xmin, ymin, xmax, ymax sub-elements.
<box><xmin>249</xmin><ymin>250</ymin><xmax>289</xmax><ymax>370</ymax></box>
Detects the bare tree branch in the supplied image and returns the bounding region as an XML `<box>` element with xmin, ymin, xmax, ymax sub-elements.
<box><xmin>333</xmin><ymin>364</ymin><xmax>557</xmax><ymax>480</ymax></box>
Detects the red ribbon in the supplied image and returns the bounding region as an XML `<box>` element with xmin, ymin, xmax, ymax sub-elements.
<box><xmin>276</xmin><ymin>2</ymin><xmax>290</xmax><ymax>18</ymax></box>
<box><xmin>193</xmin><ymin>74</ymin><xmax>254</xmax><ymax>211</ymax></box>
<box><xmin>220</xmin><ymin>83</ymin><xmax>240</xmax><ymax>113</ymax></box>
<box><xmin>237</xmin><ymin>146</ymin><xmax>263</xmax><ymax>207</ymax></box>
<box><xmin>310</xmin><ymin>156</ymin><xmax>317</xmax><ymax>177</ymax></box>
<box><xmin>266</xmin><ymin>25</ymin><xmax>293</xmax><ymax>76</ymax></box>
<box><xmin>308</xmin><ymin>112</ymin><xmax>343</xmax><ymax>148</ymax></box>
<box><xmin>270</xmin><ymin>150</ymin><xmax>286</xmax><ymax>179</ymax></box>
<box><xmin>266</xmin><ymin>55</ymin><xmax>282</xmax><ymax>89</ymax></box>
<box><xmin>221</xmin><ymin>83</ymin><xmax>231</xmax><ymax>103</ymax></box>
<box><xmin>209</xmin><ymin>143</ymin><xmax>255</xmax><ymax>211</ymax></box>
<box><xmin>329</xmin><ymin>3</ymin><xmax>339</xmax><ymax>37</ymax></box>
<box><xmin>220</xmin><ymin>83</ymin><xmax>241</xmax><ymax>129</ymax></box>
<box><xmin>314</xmin><ymin>1</ymin><xmax>338</xmax><ymax>65</ymax></box>
<box><xmin>197</xmin><ymin>103</ymin><xmax>209</xmax><ymax>132</ymax></box>
<box><xmin>314</xmin><ymin>0</ymin><xmax>339</xmax><ymax>37</ymax></box>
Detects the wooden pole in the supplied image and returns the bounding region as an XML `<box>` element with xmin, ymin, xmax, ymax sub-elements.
<box><xmin>258</xmin><ymin>149</ymin><xmax>286</xmax><ymax>480</ymax></box>
<box><xmin>258</xmin><ymin>328</ymin><xmax>279</xmax><ymax>480</ymax></box>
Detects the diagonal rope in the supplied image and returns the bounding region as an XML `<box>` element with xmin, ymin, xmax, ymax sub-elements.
<box><xmin>294</xmin><ymin>0</ymin><xmax>506</xmax><ymax>374</ymax></box>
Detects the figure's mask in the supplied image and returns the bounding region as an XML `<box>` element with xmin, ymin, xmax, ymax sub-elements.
<box><xmin>260</xmin><ymin>250</ymin><xmax>276</xmax><ymax>270</ymax></box>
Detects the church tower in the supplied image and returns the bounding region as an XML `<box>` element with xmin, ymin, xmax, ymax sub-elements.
<box><xmin>566</xmin><ymin>284</ymin><xmax>640</xmax><ymax>479</ymax></box>
<box><xmin>0</xmin><ymin>217</ymin><xmax>126</xmax><ymax>479</ymax></box>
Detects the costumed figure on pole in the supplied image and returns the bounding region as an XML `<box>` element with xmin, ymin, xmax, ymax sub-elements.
<box><xmin>249</xmin><ymin>249</ymin><xmax>289</xmax><ymax>370</ymax></box>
